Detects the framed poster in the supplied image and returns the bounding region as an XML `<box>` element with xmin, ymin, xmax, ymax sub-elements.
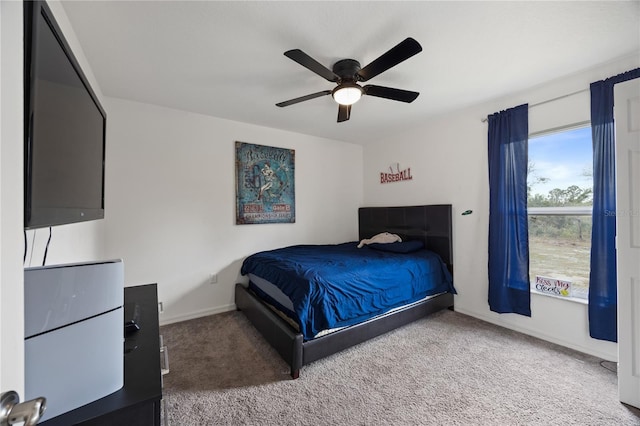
<box><xmin>235</xmin><ymin>141</ymin><xmax>295</xmax><ymax>224</ymax></box>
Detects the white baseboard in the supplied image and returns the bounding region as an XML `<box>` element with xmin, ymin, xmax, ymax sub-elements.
<box><xmin>453</xmin><ymin>307</ymin><xmax>618</xmax><ymax>362</ymax></box>
<box><xmin>159</xmin><ymin>303</ymin><xmax>236</xmax><ymax>326</ymax></box>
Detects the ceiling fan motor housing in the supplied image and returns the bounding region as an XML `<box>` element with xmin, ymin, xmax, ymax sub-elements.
<box><xmin>332</xmin><ymin>59</ymin><xmax>361</xmax><ymax>82</ymax></box>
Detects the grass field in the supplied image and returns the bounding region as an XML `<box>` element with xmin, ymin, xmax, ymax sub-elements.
<box><xmin>529</xmin><ymin>235</ymin><xmax>590</xmax><ymax>299</ymax></box>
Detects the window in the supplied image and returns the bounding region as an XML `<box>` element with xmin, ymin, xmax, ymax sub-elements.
<box><xmin>527</xmin><ymin>126</ymin><xmax>593</xmax><ymax>300</ymax></box>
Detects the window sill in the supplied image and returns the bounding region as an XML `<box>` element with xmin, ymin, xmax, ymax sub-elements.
<box><xmin>530</xmin><ymin>289</ymin><xmax>588</xmax><ymax>305</ymax></box>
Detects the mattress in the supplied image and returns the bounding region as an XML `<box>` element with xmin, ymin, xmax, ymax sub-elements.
<box><xmin>241</xmin><ymin>242</ymin><xmax>455</xmax><ymax>340</ymax></box>
<box><xmin>248</xmin><ymin>273</ymin><xmax>443</xmax><ymax>339</ymax></box>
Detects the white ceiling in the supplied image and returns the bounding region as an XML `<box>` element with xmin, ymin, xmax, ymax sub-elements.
<box><xmin>61</xmin><ymin>1</ymin><xmax>640</xmax><ymax>145</ymax></box>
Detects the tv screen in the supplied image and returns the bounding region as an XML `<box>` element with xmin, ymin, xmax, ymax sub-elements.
<box><xmin>24</xmin><ymin>1</ymin><xmax>106</xmax><ymax>230</ymax></box>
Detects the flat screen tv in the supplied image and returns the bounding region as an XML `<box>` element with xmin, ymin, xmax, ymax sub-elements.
<box><xmin>24</xmin><ymin>0</ymin><xmax>106</xmax><ymax>230</ymax></box>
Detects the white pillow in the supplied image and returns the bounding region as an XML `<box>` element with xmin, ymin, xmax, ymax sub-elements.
<box><xmin>357</xmin><ymin>232</ymin><xmax>402</xmax><ymax>248</ymax></box>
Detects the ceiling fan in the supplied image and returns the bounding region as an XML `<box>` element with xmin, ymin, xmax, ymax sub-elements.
<box><xmin>276</xmin><ymin>38</ymin><xmax>422</xmax><ymax>123</ymax></box>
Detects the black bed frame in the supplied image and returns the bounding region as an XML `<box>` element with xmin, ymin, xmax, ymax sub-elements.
<box><xmin>235</xmin><ymin>204</ymin><xmax>454</xmax><ymax>379</ymax></box>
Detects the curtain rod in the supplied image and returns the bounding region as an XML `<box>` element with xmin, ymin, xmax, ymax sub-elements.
<box><xmin>480</xmin><ymin>87</ymin><xmax>590</xmax><ymax>123</ymax></box>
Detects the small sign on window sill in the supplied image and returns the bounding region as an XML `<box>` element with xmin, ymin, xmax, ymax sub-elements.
<box><xmin>534</xmin><ymin>276</ymin><xmax>571</xmax><ymax>297</ymax></box>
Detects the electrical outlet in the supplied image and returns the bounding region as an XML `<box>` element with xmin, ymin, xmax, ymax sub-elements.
<box><xmin>158</xmin><ymin>301</ymin><xmax>164</xmax><ymax>314</ymax></box>
<box><xmin>210</xmin><ymin>273</ymin><xmax>218</xmax><ymax>284</ymax></box>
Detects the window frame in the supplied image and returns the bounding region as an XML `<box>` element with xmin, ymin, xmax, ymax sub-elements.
<box><xmin>527</xmin><ymin>122</ymin><xmax>593</xmax><ymax>303</ymax></box>
<box><xmin>528</xmin><ymin>206</ymin><xmax>592</xmax><ymax>215</ymax></box>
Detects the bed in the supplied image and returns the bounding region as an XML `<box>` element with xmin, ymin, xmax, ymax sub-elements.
<box><xmin>235</xmin><ymin>204</ymin><xmax>455</xmax><ymax>378</ymax></box>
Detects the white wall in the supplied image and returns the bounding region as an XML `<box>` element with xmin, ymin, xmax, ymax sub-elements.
<box><xmin>103</xmin><ymin>97</ymin><xmax>363</xmax><ymax>324</ymax></box>
<box><xmin>364</xmin><ymin>53</ymin><xmax>640</xmax><ymax>361</ymax></box>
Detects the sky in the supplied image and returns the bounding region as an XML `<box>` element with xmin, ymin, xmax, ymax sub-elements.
<box><xmin>528</xmin><ymin>126</ymin><xmax>593</xmax><ymax>197</ymax></box>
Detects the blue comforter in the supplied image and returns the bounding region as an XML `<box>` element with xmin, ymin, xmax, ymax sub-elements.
<box><xmin>241</xmin><ymin>242</ymin><xmax>455</xmax><ymax>340</ymax></box>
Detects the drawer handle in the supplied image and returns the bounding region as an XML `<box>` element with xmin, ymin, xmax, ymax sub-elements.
<box><xmin>160</xmin><ymin>346</ymin><xmax>170</xmax><ymax>376</ymax></box>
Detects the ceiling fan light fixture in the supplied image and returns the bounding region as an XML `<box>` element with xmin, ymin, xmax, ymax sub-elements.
<box><xmin>332</xmin><ymin>84</ymin><xmax>363</xmax><ymax>106</ymax></box>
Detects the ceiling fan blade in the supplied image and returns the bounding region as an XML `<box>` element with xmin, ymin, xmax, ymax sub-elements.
<box><xmin>357</xmin><ymin>38</ymin><xmax>422</xmax><ymax>82</ymax></box>
<box><xmin>276</xmin><ymin>90</ymin><xmax>331</xmax><ymax>107</ymax></box>
<box><xmin>363</xmin><ymin>85</ymin><xmax>419</xmax><ymax>103</ymax></box>
<box><xmin>337</xmin><ymin>104</ymin><xmax>351</xmax><ymax>122</ymax></box>
<box><xmin>284</xmin><ymin>49</ymin><xmax>339</xmax><ymax>82</ymax></box>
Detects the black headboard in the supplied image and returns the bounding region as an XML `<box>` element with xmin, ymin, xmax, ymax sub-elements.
<box><xmin>358</xmin><ymin>205</ymin><xmax>453</xmax><ymax>271</ymax></box>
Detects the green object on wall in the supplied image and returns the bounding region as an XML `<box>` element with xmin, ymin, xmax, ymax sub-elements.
<box><xmin>462</xmin><ymin>210</ymin><xmax>473</xmax><ymax>216</ymax></box>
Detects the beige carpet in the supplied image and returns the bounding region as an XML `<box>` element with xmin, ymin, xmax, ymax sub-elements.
<box><xmin>160</xmin><ymin>310</ymin><xmax>640</xmax><ymax>425</ymax></box>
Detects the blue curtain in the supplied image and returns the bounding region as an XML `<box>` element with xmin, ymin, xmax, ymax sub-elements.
<box><xmin>488</xmin><ymin>104</ymin><xmax>531</xmax><ymax>316</ymax></box>
<box><xmin>589</xmin><ymin>68</ymin><xmax>640</xmax><ymax>342</ymax></box>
